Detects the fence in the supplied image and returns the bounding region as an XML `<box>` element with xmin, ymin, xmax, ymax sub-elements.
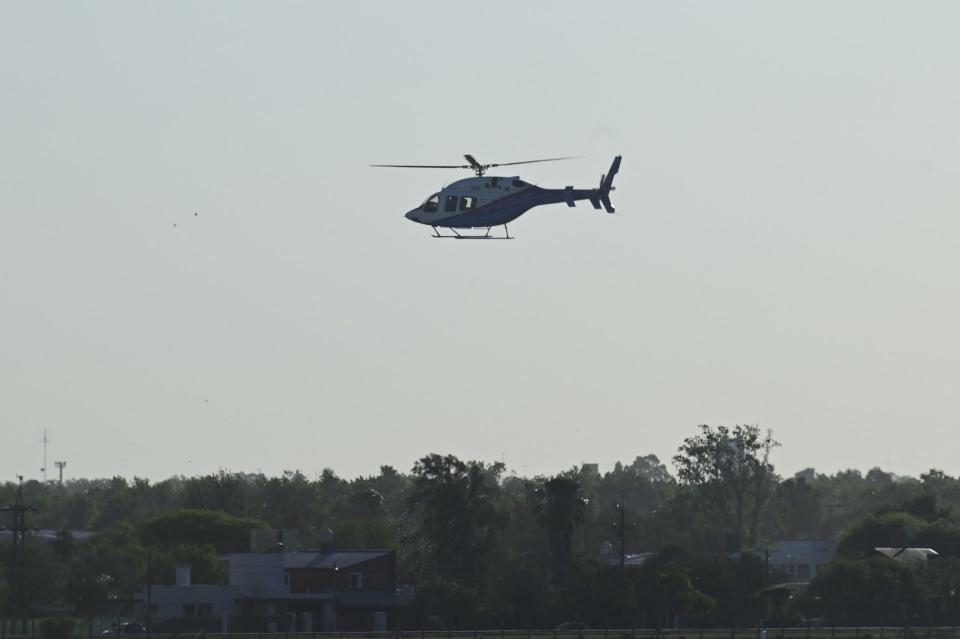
<box><xmin>2</xmin><ymin>626</ymin><xmax>959</xmax><ymax>639</ymax></box>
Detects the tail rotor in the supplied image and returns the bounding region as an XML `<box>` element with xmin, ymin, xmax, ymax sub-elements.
<box><xmin>597</xmin><ymin>156</ymin><xmax>621</xmax><ymax>213</ymax></box>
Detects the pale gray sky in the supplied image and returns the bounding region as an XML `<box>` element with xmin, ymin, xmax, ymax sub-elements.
<box><xmin>2</xmin><ymin>2</ymin><xmax>959</xmax><ymax>482</ymax></box>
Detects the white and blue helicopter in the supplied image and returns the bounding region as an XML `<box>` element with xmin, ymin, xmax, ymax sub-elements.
<box><xmin>372</xmin><ymin>154</ymin><xmax>621</xmax><ymax>239</ymax></box>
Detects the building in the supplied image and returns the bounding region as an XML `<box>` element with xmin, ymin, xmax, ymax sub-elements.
<box><xmin>143</xmin><ymin>535</ymin><xmax>403</xmax><ymax>633</ymax></box>
<box><xmin>751</xmin><ymin>540</ymin><xmax>836</xmax><ymax>582</ymax></box>
<box><xmin>874</xmin><ymin>547</ymin><xmax>939</xmax><ymax>566</ymax></box>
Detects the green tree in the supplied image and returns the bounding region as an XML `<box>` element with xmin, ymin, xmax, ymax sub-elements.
<box><xmin>482</xmin><ymin>550</ymin><xmax>556</xmax><ymax>629</ymax></box>
<box><xmin>673</xmin><ymin>424</ymin><xmax>779</xmax><ymax>550</ymax></box>
<box><xmin>804</xmin><ymin>556</ymin><xmax>922</xmax><ymax>625</ymax></box>
<box><xmin>408</xmin><ymin>454</ymin><xmax>505</xmax><ymax>584</ymax></box>
<box><xmin>776</xmin><ymin>476</ymin><xmax>821</xmax><ymax>539</ymax></box>
<box><xmin>64</xmin><ymin>526</ymin><xmax>146</xmax><ymax>614</ymax></box>
<box><xmin>561</xmin><ymin>561</ymin><xmax>639</xmax><ymax>628</ymax></box>
<box><xmin>182</xmin><ymin>471</ymin><xmax>249</xmax><ymax>515</ymax></box>
<box><xmin>137</xmin><ymin>509</ymin><xmax>266</xmax><ymax>553</ymax></box>
<box><xmin>535</xmin><ymin>473</ymin><xmax>586</xmax><ymax>580</ymax></box>
<box><xmin>151</xmin><ymin>544</ymin><xmax>227</xmax><ymax>584</ymax></box>
<box><xmin>837</xmin><ymin>512</ymin><xmax>926</xmax><ymax>558</ymax></box>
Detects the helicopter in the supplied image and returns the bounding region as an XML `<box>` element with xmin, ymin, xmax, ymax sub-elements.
<box><xmin>371</xmin><ymin>154</ymin><xmax>622</xmax><ymax>239</ymax></box>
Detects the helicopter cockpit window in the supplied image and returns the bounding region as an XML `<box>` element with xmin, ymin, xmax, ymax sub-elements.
<box><xmin>423</xmin><ymin>193</ymin><xmax>439</xmax><ymax>213</ymax></box>
<box><xmin>444</xmin><ymin>195</ymin><xmax>459</xmax><ymax>213</ymax></box>
<box><xmin>459</xmin><ymin>196</ymin><xmax>476</xmax><ymax>211</ymax></box>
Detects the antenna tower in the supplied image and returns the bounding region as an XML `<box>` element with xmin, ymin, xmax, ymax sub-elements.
<box><xmin>41</xmin><ymin>430</ymin><xmax>49</xmax><ymax>481</ymax></box>
<box><xmin>55</xmin><ymin>461</ymin><xmax>67</xmax><ymax>485</ymax></box>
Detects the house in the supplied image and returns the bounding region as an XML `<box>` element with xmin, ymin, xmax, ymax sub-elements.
<box><xmin>751</xmin><ymin>540</ymin><xmax>836</xmax><ymax>582</ymax></box>
<box><xmin>142</xmin><ymin>532</ymin><xmax>404</xmax><ymax>633</ymax></box>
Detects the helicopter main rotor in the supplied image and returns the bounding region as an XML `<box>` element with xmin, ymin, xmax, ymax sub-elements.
<box><xmin>371</xmin><ymin>154</ymin><xmax>581</xmax><ymax>177</ymax></box>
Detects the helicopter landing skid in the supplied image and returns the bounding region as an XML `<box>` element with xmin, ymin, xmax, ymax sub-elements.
<box><xmin>431</xmin><ymin>225</ymin><xmax>513</xmax><ymax>240</ymax></box>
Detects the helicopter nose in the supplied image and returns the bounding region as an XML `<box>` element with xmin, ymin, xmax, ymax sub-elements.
<box><xmin>405</xmin><ymin>210</ymin><xmax>420</xmax><ymax>223</ymax></box>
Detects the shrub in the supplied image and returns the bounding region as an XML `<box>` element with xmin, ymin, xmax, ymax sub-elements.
<box><xmin>39</xmin><ymin>618</ymin><xmax>75</xmax><ymax>639</ymax></box>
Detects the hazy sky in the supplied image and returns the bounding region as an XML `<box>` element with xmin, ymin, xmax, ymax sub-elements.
<box><xmin>2</xmin><ymin>2</ymin><xmax>959</xmax><ymax>483</ymax></box>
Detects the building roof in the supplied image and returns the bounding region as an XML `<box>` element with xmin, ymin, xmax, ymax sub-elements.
<box><xmin>284</xmin><ymin>550</ymin><xmax>393</xmax><ymax>570</ymax></box>
<box><xmin>875</xmin><ymin>547</ymin><xmax>938</xmax><ymax>564</ymax></box>
<box><xmin>0</xmin><ymin>529</ymin><xmax>96</xmax><ymax>543</ymax></box>
<box><xmin>752</xmin><ymin>539</ymin><xmax>837</xmax><ymax>554</ymax></box>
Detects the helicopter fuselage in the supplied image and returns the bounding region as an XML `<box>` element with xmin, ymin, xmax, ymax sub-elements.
<box><xmin>404</xmin><ymin>175</ymin><xmax>601</xmax><ymax>229</ymax></box>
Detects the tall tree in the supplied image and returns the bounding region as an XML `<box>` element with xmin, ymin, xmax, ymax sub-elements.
<box><xmin>535</xmin><ymin>473</ymin><xmax>586</xmax><ymax>580</ymax></box>
<box><xmin>673</xmin><ymin>424</ymin><xmax>779</xmax><ymax>550</ymax></box>
<box><xmin>408</xmin><ymin>454</ymin><xmax>505</xmax><ymax>584</ymax></box>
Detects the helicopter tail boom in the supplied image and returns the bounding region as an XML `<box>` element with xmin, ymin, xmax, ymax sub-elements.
<box><xmin>562</xmin><ymin>155</ymin><xmax>622</xmax><ymax>212</ymax></box>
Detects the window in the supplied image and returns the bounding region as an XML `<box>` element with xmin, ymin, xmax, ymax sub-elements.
<box><xmin>512</xmin><ymin>179</ymin><xmax>527</xmax><ymax>188</ymax></box>
<box><xmin>491</xmin><ymin>177</ymin><xmax>500</xmax><ymax>188</ymax></box>
<box><xmin>459</xmin><ymin>196</ymin><xmax>476</xmax><ymax>211</ymax></box>
<box><xmin>183</xmin><ymin>604</ymin><xmax>196</xmax><ymax>618</ymax></box>
<box><xmin>423</xmin><ymin>193</ymin><xmax>439</xmax><ymax>213</ymax></box>
<box><xmin>444</xmin><ymin>195</ymin><xmax>458</xmax><ymax>212</ymax></box>
<box><xmin>349</xmin><ymin>572</ymin><xmax>363</xmax><ymax>589</ymax></box>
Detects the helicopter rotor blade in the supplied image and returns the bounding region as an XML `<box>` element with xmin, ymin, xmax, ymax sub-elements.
<box><xmin>488</xmin><ymin>156</ymin><xmax>583</xmax><ymax>169</ymax></box>
<box><xmin>371</xmin><ymin>155</ymin><xmax>582</xmax><ymax>177</ymax></box>
<box><xmin>370</xmin><ymin>163</ymin><xmax>471</xmax><ymax>169</ymax></box>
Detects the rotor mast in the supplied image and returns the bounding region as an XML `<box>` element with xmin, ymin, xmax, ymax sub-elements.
<box><xmin>463</xmin><ymin>154</ymin><xmax>488</xmax><ymax>177</ymax></box>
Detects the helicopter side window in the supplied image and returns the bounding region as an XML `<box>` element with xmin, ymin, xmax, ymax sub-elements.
<box><xmin>491</xmin><ymin>177</ymin><xmax>500</xmax><ymax>188</ymax></box>
<box><xmin>459</xmin><ymin>196</ymin><xmax>476</xmax><ymax>211</ymax></box>
<box><xmin>444</xmin><ymin>195</ymin><xmax>459</xmax><ymax>213</ymax></box>
<box><xmin>423</xmin><ymin>194</ymin><xmax>439</xmax><ymax>213</ymax></box>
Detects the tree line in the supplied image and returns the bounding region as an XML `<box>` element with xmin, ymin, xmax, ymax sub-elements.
<box><xmin>4</xmin><ymin>424</ymin><xmax>960</xmax><ymax>629</ymax></box>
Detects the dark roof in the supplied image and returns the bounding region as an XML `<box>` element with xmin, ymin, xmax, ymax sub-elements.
<box><xmin>0</xmin><ymin>529</ymin><xmax>97</xmax><ymax>543</ymax></box>
<box><xmin>758</xmin><ymin>582</ymin><xmax>809</xmax><ymax>597</ymax></box>
<box><xmin>284</xmin><ymin>550</ymin><xmax>393</xmax><ymax>570</ymax></box>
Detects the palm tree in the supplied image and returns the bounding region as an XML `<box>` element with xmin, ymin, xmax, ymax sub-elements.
<box><xmin>536</xmin><ymin>474</ymin><xmax>587</xmax><ymax>580</ymax></box>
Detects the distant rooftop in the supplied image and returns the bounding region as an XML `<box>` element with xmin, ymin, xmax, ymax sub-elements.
<box><xmin>284</xmin><ymin>549</ymin><xmax>393</xmax><ymax>569</ymax></box>
<box><xmin>0</xmin><ymin>529</ymin><xmax>96</xmax><ymax>543</ymax></box>
<box><xmin>875</xmin><ymin>547</ymin><xmax>938</xmax><ymax>564</ymax></box>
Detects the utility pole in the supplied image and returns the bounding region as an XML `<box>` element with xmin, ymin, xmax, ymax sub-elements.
<box><xmin>764</xmin><ymin>548</ymin><xmax>770</xmax><ymax>587</ymax></box>
<box><xmin>1</xmin><ymin>476</ymin><xmax>40</xmax><ymax>635</ymax></box>
<box><xmin>145</xmin><ymin>553</ymin><xmax>153</xmax><ymax>638</ymax></box>
<box><xmin>612</xmin><ymin>498</ymin><xmax>635</xmax><ymax>574</ymax></box>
